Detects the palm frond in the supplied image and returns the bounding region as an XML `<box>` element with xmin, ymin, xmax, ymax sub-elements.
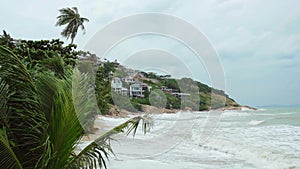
<box><xmin>72</xmin><ymin>69</ymin><xmax>99</xmax><ymax>133</ymax></box>
<box><xmin>56</xmin><ymin>8</ymin><xmax>76</xmax><ymax>27</ymax></box>
<box><xmin>58</xmin><ymin>7</ymin><xmax>75</xmax><ymax>16</ymax></box>
<box><xmin>68</xmin><ymin>115</ymin><xmax>153</xmax><ymax>169</ymax></box>
<box><xmin>0</xmin><ymin>46</ymin><xmax>49</xmax><ymax>168</ymax></box>
<box><xmin>0</xmin><ymin>128</ymin><xmax>23</xmax><ymax>169</ymax></box>
<box><xmin>36</xmin><ymin>72</ymin><xmax>84</xmax><ymax>169</ymax></box>
<box><xmin>0</xmin><ymin>79</ymin><xmax>23</xmax><ymax>169</ymax></box>
<box><xmin>72</xmin><ymin>7</ymin><xmax>78</xmax><ymax>14</ymax></box>
<box><xmin>79</xmin><ymin>17</ymin><xmax>89</xmax><ymax>33</ymax></box>
<box><xmin>61</xmin><ymin>20</ymin><xmax>77</xmax><ymax>40</ymax></box>
<box><xmin>39</xmin><ymin>55</ymin><xmax>66</xmax><ymax>78</ymax></box>
<box><xmin>56</xmin><ymin>7</ymin><xmax>89</xmax><ymax>44</ymax></box>
<box><xmin>55</xmin><ymin>16</ymin><xmax>73</xmax><ymax>26</ymax></box>
<box><xmin>0</xmin><ymin>78</ymin><xmax>10</xmax><ymax>128</ymax></box>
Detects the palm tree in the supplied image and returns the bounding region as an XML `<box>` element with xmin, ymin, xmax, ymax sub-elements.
<box><xmin>0</xmin><ymin>30</ymin><xmax>14</xmax><ymax>48</ymax></box>
<box><xmin>55</xmin><ymin>7</ymin><xmax>89</xmax><ymax>44</ymax></box>
<box><xmin>0</xmin><ymin>46</ymin><xmax>152</xmax><ymax>169</ymax></box>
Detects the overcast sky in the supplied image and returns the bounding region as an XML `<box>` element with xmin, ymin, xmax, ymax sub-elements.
<box><xmin>1</xmin><ymin>0</ymin><xmax>300</xmax><ymax>107</ymax></box>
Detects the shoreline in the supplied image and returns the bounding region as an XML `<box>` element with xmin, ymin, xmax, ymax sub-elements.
<box><xmin>82</xmin><ymin>105</ymin><xmax>257</xmax><ymax>141</ymax></box>
<box><xmin>104</xmin><ymin>105</ymin><xmax>257</xmax><ymax>118</ymax></box>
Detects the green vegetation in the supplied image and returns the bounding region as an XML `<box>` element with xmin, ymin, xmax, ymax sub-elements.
<box><xmin>160</xmin><ymin>78</ymin><xmax>180</xmax><ymax>91</ymax></box>
<box><xmin>125</xmin><ymin>72</ymin><xmax>240</xmax><ymax>111</ymax></box>
<box><xmin>5</xmin><ymin>39</ymin><xmax>78</xmax><ymax>74</ymax></box>
<box><xmin>165</xmin><ymin>92</ymin><xmax>181</xmax><ymax>109</ymax></box>
<box><xmin>0</xmin><ymin>30</ymin><xmax>14</xmax><ymax>48</ymax></box>
<box><xmin>56</xmin><ymin>7</ymin><xmax>89</xmax><ymax>44</ymax></box>
<box><xmin>0</xmin><ymin>7</ymin><xmax>152</xmax><ymax>169</ymax></box>
<box><xmin>95</xmin><ymin>61</ymin><xmax>115</xmax><ymax>115</ymax></box>
<box><xmin>112</xmin><ymin>94</ymin><xmax>142</xmax><ymax>112</ymax></box>
<box><xmin>0</xmin><ymin>44</ymin><xmax>152</xmax><ymax>169</ymax></box>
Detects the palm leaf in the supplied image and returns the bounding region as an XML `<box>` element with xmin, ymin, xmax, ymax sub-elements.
<box><xmin>0</xmin><ymin>46</ymin><xmax>49</xmax><ymax>168</ymax></box>
<box><xmin>72</xmin><ymin>69</ymin><xmax>99</xmax><ymax>133</ymax></box>
<box><xmin>0</xmin><ymin>128</ymin><xmax>23</xmax><ymax>169</ymax></box>
<box><xmin>68</xmin><ymin>115</ymin><xmax>153</xmax><ymax>169</ymax></box>
<box><xmin>0</xmin><ymin>78</ymin><xmax>10</xmax><ymax>128</ymax></box>
<box><xmin>36</xmin><ymin>72</ymin><xmax>84</xmax><ymax>169</ymax></box>
<box><xmin>0</xmin><ymin>79</ymin><xmax>23</xmax><ymax>169</ymax></box>
<box><xmin>56</xmin><ymin>7</ymin><xmax>89</xmax><ymax>44</ymax></box>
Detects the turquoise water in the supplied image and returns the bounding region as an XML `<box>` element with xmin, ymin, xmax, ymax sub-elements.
<box><xmin>82</xmin><ymin>107</ymin><xmax>300</xmax><ymax>169</ymax></box>
<box><xmin>254</xmin><ymin>107</ymin><xmax>300</xmax><ymax>126</ymax></box>
<box><xmin>223</xmin><ymin>107</ymin><xmax>300</xmax><ymax>127</ymax></box>
<box><xmin>209</xmin><ymin>107</ymin><xmax>300</xmax><ymax>169</ymax></box>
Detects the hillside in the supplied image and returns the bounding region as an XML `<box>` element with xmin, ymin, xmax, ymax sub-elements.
<box><xmin>0</xmin><ymin>35</ymin><xmax>245</xmax><ymax>115</ymax></box>
<box><xmin>108</xmin><ymin>63</ymin><xmax>243</xmax><ymax>114</ymax></box>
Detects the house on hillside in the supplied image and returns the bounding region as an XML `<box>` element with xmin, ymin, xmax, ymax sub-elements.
<box><xmin>122</xmin><ymin>77</ymin><xmax>136</xmax><ymax>84</ymax></box>
<box><xmin>141</xmin><ymin>83</ymin><xmax>152</xmax><ymax>92</ymax></box>
<box><xmin>111</xmin><ymin>77</ymin><xmax>128</xmax><ymax>96</ymax></box>
<box><xmin>129</xmin><ymin>83</ymin><xmax>151</xmax><ymax>98</ymax></box>
<box><xmin>160</xmin><ymin>86</ymin><xmax>174</xmax><ymax>93</ymax></box>
<box><xmin>171</xmin><ymin>92</ymin><xmax>190</xmax><ymax>101</ymax></box>
<box><xmin>120</xmin><ymin>88</ymin><xmax>128</xmax><ymax>96</ymax></box>
<box><xmin>160</xmin><ymin>86</ymin><xmax>177</xmax><ymax>93</ymax></box>
<box><xmin>78</xmin><ymin>51</ymin><xmax>100</xmax><ymax>65</ymax></box>
<box><xmin>159</xmin><ymin>74</ymin><xmax>171</xmax><ymax>78</ymax></box>
<box><xmin>124</xmin><ymin>68</ymin><xmax>136</xmax><ymax>75</ymax></box>
<box><xmin>113</xmin><ymin>59</ymin><xmax>120</xmax><ymax>68</ymax></box>
<box><xmin>129</xmin><ymin>84</ymin><xmax>144</xmax><ymax>97</ymax></box>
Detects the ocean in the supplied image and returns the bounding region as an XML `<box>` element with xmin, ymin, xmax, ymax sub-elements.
<box><xmin>82</xmin><ymin>107</ymin><xmax>300</xmax><ymax>169</ymax></box>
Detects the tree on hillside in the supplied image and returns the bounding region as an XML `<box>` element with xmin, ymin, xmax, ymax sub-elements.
<box><xmin>95</xmin><ymin>61</ymin><xmax>116</xmax><ymax>115</ymax></box>
<box><xmin>55</xmin><ymin>7</ymin><xmax>89</xmax><ymax>44</ymax></box>
<box><xmin>0</xmin><ymin>30</ymin><xmax>14</xmax><ymax>48</ymax></box>
<box><xmin>11</xmin><ymin>39</ymin><xmax>79</xmax><ymax>70</ymax></box>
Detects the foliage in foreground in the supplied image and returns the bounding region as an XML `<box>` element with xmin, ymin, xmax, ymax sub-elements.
<box><xmin>0</xmin><ymin>46</ymin><xmax>152</xmax><ymax>169</ymax></box>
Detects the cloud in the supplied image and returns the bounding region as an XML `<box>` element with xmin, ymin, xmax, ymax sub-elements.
<box><xmin>164</xmin><ymin>0</ymin><xmax>300</xmax><ymax>106</ymax></box>
<box><xmin>1</xmin><ymin>0</ymin><xmax>300</xmax><ymax>106</ymax></box>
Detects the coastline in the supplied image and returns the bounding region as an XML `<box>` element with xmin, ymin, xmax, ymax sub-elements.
<box><xmin>104</xmin><ymin>104</ymin><xmax>257</xmax><ymax>118</ymax></box>
<box><xmin>81</xmin><ymin>104</ymin><xmax>257</xmax><ymax>143</ymax></box>
<box><xmin>82</xmin><ymin>104</ymin><xmax>257</xmax><ymax>141</ymax></box>
<box><xmin>215</xmin><ymin>105</ymin><xmax>257</xmax><ymax>111</ymax></box>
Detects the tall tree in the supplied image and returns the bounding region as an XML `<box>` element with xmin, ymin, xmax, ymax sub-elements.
<box><xmin>0</xmin><ymin>30</ymin><xmax>14</xmax><ymax>48</ymax></box>
<box><xmin>55</xmin><ymin>7</ymin><xmax>89</xmax><ymax>44</ymax></box>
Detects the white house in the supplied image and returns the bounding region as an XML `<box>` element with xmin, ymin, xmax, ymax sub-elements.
<box><xmin>129</xmin><ymin>83</ymin><xmax>151</xmax><ymax>97</ymax></box>
<box><xmin>111</xmin><ymin>77</ymin><xmax>128</xmax><ymax>96</ymax></box>
<box><xmin>129</xmin><ymin>83</ymin><xmax>144</xmax><ymax>97</ymax></box>
<box><xmin>120</xmin><ymin>88</ymin><xmax>128</xmax><ymax>96</ymax></box>
<box><xmin>111</xmin><ymin>77</ymin><xmax>122</xmax><ymax>89</ymax></box>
